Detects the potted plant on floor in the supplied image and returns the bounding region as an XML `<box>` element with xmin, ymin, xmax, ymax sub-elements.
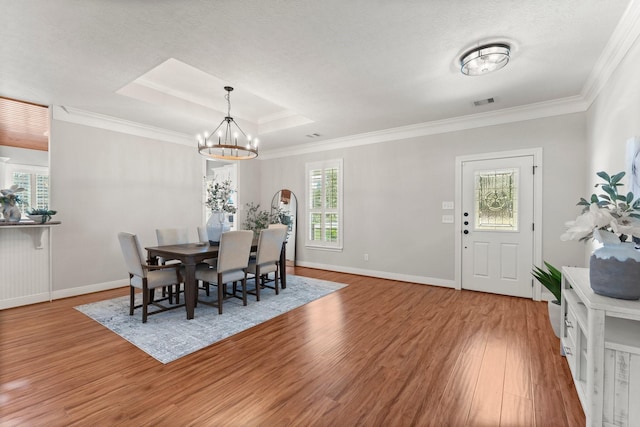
<box><xmin>532</xmin><ymin>261</ymin><xmax>562</xmax><ymax>338</ymax></box>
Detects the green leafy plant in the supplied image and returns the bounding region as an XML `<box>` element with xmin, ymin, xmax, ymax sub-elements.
<box><xmin>532</xmin><ymin>261</ymin><xmax>562</xmax><ymax>303</ymax></box>
<box><xmin>27</xmin><ymin>208</ymin><xmax>57</xmax><ymax>223</ymax></box>
<box><xmin>243</xmin><ymin>203</ymin><xmax>280</xmax><ymax>237</ymax></box>
<box><xmin>561</xmin><ymin>171</ymin><xmax>640</xmax><ymax>243</ymax></box>
<box><xmin>0</xmin><ymin>185</ymin><xmax>25</xmax><ymax>207</ymax></box>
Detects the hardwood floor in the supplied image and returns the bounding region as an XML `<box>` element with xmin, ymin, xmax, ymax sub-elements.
<box><xmin>0</xmin><ymin>267</ymin><xmax>584</xmax><ymax>426</ymax></box>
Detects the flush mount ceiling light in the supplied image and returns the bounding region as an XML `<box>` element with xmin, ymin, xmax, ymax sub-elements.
<box><xmin>460</xmin><ymin>43</ymin><xmax>510</xmax><ymax>76</ymax></box>
<box><xmin>197</xmin><ymin>86</ymin><xmax>258</xmax><ymax>160</ymax></box>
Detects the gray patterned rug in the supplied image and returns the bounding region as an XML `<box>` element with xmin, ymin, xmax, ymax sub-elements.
<box><xmin>75</xmin><ymin>275</ymin><xmax>347</xmax><ymax>364</ymax></box>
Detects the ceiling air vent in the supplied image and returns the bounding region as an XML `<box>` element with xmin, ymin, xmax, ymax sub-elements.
<box><xmin>473</xmin><ymin>97</ymin><xmax>495</xmax><ymax>107</ymax></box>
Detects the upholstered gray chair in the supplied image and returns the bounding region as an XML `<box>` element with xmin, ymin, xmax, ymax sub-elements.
<box><xmin>195</xmin><ymin>230</ymin><xmax>253</xmax><ymax>314</ymax></box>
<box><xmin>246</xmin><ymin>226</ymin><xmax>288</xmax><ymax>300</ymax></box>
<box><xmin>118</xmin><ymin>232</ymin><xmax>183</xmax><ymax>323</ymax></box>
<box><xmin>268</xmin><ymin>223</ymin><xmax>288</xmax><ymax>231</ymax></box>
<box><xmin>156</xmin><ymin>227</ymin><xmax>189</xmax><ymax>303</ymax></box>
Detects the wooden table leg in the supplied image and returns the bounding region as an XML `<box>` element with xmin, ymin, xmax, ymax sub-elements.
<box><xmin>184</xmin><ymin>262</ymin><xmax>197</xmax><ymax>319</ymax></box>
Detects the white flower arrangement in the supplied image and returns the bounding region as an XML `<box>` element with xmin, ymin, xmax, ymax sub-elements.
<box><xmin>561</xmin><ymin>171</ymin><xmax>640</xmax><ymax>243</ymax></box>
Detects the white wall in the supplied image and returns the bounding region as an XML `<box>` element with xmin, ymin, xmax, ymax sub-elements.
<box><xmin>44</xmin><ymin>107</ymin><xmax>590</xmax><ymax>296</ymax></box>
<box><xmin>49</xmin><ymin>120</ymin><xmax>203</xmax><ymax>294</ymax></box>
<box><xmin>586</xmin><ymin>25</ymin><xmax>640</xmax><ymax>261</ymax></box>
<box><xmin>257</xmin><ymin>113</ymin><xmax>588</xmax><ymax>285</ymax></box>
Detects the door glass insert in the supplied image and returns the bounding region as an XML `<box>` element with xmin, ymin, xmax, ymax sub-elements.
<box><xmin>474</xmin><ymin>168</ymin><xmax>518</xmax><ymax>231</ymax></box>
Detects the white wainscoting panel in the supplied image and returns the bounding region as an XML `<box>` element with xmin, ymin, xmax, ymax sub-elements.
<box><xmin>0</xmin><ymin>226</ymin><xmax>52</xmax><ymax>309</ymax></box>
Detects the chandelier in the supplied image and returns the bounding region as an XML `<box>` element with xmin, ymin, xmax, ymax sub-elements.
<box><xmin>197</xmin><ymin>86</ymin><xmax>259</xmax><ymax>160</ymax></box>
<box><xmin>460</xmin><ymin>43</ymin><xmax>510</xmax><ymax>76</ymax></box>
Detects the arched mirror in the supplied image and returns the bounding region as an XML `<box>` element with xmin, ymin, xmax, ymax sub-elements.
<box><xmin>271</xmin><ymin>189</ymin><xmax>297</xmax><ymax>266</ymax></box>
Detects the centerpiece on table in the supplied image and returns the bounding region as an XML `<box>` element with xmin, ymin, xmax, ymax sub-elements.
<box><xmin>205</xmin><ymin>177</ymin><xmax>236</xmax><ymax>243</ymax></box>
<box><xmin>561</xmin><ymin>171</ymin><xmax>640</xmax><ymax>299</ymax></box>
<box><xmin>0</xmin><ymin>185</ymin><xmax>25</xmax><ymax>222</ymax></box>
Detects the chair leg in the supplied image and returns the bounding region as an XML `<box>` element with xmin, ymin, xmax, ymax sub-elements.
<box><xmin>129</xmin><ymin>284</ymin><xmax>135</xmax><ymax>316</ymax></box>
<box><xmin>242</xmin><ymin>276</ymin><xmax>247</xmax><ymax>306</ymax></box>
<box><xmin>142</xmin><ymin>283</ymin><xmax>149</xmax><ymax>323</ymax></box>
<box><xmin>274</xmin><ymin>268</ymin><xmax>280</xmax><ymax>295</ymax></box>
<box><xmin>255</xmin><ymin>266</ymin><xmax>261</xmax><ymax>301</ymax></box>
<box><xmin>217</xmin><ymin>273</ymin><xmax>224</xmax><ymax>315</ymax></box>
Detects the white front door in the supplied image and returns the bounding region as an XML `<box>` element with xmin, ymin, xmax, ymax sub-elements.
<box><xmin>461</xmin><ymin>155</ymin><xmax>534</xmax><ymax>298</ymax></box>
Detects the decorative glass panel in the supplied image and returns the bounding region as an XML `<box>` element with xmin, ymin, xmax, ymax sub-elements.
<box><xmin>474</xmin><ymin>168</ymin><xmax>518</xmax><ymax>231</ymax></box>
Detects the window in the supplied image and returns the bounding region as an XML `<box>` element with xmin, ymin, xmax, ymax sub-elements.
<box><xmin>306</xmin><ymin>159</ymin><xmax>343</xmax><ymax>250</ymax></box>
<box><xmin>5</xmin><ymin>165</ymin><xmax>50</xmax><ymax>212</ymax></box>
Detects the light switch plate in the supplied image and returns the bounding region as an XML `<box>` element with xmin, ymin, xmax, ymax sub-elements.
<box><xmin>442</xmin><ymin>201</ymin><xmax>454</xmax><ymax>210</ymax></box>
<box><xmin>442</xmin><ymin>215</ymin><xmax>454</xmax><ymax>223</ymax></box>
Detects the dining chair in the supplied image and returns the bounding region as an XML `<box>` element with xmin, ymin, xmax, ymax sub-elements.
<box><xmin>268</xmin><ymin>223</ymin><xmax>288</xmax><ymax>231</ymax></box>
<box><xmin>246</xmin><ymin>226</ymin><xmax>288</xmax><ymax>301</ymax></box>
<box><xmin>195</xmin><ymin>230</ymin><xmax>253</xmax><ymax>314</ymax></box>
<box><xmin>156</xmin><ymin>227</ymin><xmax>189</xmax><ymax>303</ymax></box>
<box><xmin>118</xmin><ymin>232</ymin><xmax>183</xmax><ymax>323</ymax></box>
<box><xmin>196</xmin><ymin>226</ymin><xmax>217</xmax><ymax>297</ymax></box>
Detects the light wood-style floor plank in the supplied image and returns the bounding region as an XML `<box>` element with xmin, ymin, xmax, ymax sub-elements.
<box><xmin>0</xmin><ymin>267</ymin><xmax>585</xmax><ymax>426</ymax></box>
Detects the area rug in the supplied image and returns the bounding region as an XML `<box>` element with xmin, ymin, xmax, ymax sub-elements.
<box><xmin>75</xmin><ymin>275</ymin><xmax>347</xmax><ymax>364</ymax></box>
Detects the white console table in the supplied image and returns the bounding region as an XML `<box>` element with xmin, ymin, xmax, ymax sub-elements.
<box><xmin>561</xmin><ymin>267</ymin><xmax>640</xmax><ymax>427</ymax></box>
<box><xmin>0</xmin><ymin>221</ymin><xmax>61</xmax><ymax>309</ymax></box>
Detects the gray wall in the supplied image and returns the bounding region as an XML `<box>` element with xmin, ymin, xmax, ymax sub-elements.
<box><xmin>50</xmin><ymin>59</ymin><xmax>640</xmax><ymax>293</ymax></box>
<box><xmin>49</xmin><ymin>120</ymin><xmax>202</xmax><ymax>292</ymax></box>
<box><xmin>257</xmin><ymin>113</ymin><xmax>588</xmax><ymax>284</ymax></box>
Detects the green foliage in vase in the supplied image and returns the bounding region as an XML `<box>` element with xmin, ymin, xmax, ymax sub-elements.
<box><xmin>532</xmin><ymin>261</ymin><xmax>562</xmax><ymax>303</ymax></box>
<box><xmin>243</xmin><ymin>203</ymin><xmax>280</xmax><ymax>236</ymax></box>
<box><xmin>0</xmin><ymin>185</ymin><xmax>25</xmax><ymax>207</ymax></box>
<box><xmin>205</xmin><ymin>176</ymin><xmax>236</xmax><ymax>214</ymax></box>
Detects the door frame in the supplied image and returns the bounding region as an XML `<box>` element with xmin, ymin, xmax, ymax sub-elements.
<box><xmin>454</xmin><ymin>148</ymin><xmax>543</xmax><ymax>300</ymax></box>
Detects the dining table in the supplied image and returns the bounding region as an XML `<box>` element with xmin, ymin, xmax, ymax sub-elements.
<box><xmin>146</xmin><ymin>240</ymin><xmax>287</xmax><ymax>319</ymax></box>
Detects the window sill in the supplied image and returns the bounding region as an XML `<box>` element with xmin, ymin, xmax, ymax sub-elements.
<box><xmin>305</xmin><ymin>244</ymin><xmax>343</xmax><ymax>252</ymax></box>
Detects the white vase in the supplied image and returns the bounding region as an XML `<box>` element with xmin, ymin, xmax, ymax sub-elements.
<box><xmin>206</xmin><ymin>211</ymin><xmax>230</xmax><ymax>243</ymax></box>
<box><xmin>547</xmin><ymin>300</ymin><xmax>561</xmax><ymax>338</ymax></box>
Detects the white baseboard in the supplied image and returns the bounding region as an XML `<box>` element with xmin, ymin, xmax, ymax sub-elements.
<box><xmin>295</xmin><ymin>261</ymin><xmax>456</xmax><ymax>288</ymax></box>
<box><xmin>52</xmin><ymin>279</ymin><xmax>128</xmax><ymax>300</ymax></box>
<box><xmin>2</xmin><ymin>266</ymin><xmax>454</xmax><ymax>311</ymax></box>
<box><xmin>0</xmin><ymin>293</ymin><xmax>51</xmax><ymax>310</ymax></box>
<box><xmin>1</xmin><ymin>280</ymin><xmax>128</xmax><ymax>310</ymax></box>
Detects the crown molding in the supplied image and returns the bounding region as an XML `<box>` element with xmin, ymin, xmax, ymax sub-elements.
<box><xmin>51</xmin><ymin>105</ymin><xmax>193</xmax><ymax>146</ymax></box>
<box><xmin>50</xmin><ymin>0</ymin><xmax>640</xmax><ymax>161</ymax></box>
<box><xmin>259</xmin><ymin>96</ymin><xmax>587</xmax><ymax>160</ymax></box>
<box><xmin>581</xmin><ymin>0</ymin><xmax>640</xmax><ymax>106</ymax></box>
